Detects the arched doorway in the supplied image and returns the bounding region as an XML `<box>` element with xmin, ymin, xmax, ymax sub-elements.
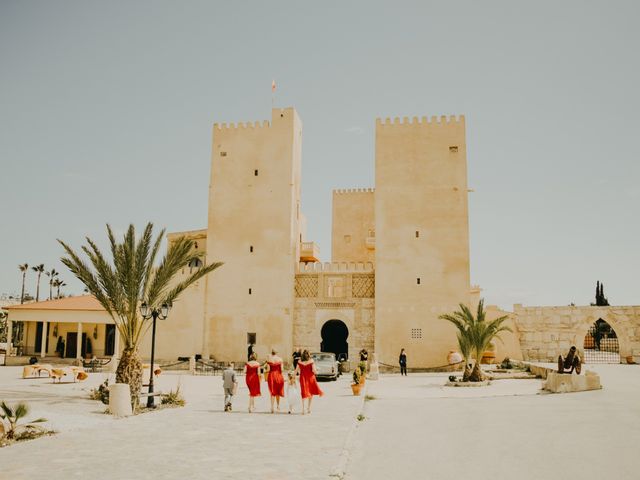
<box><xmin>321</xmin><ymin>319</ymin><xmax>349</xmax><ymax>360</ymax></box>
<box><xmin>583</xmin><ymin>318</ymin><xmax>620</xmax><ymax>363</ymax></box>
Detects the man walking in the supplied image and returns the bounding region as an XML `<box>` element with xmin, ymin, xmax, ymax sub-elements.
<box><xmin>292</xmin><ymin>348</ymin><xmax>301</xmax><ymax>371</ymax></box>
<box><xmin>222</xmin><ymin>363</ymin><xmax>237</xmax><ymax>412</ymax></box>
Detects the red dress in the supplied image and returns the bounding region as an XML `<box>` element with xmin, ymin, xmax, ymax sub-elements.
<box><xmin>298</xmin><ymin>361</ymin><xmax>323</xmax><ymax>399</ymax></box>
<box><xmin>245</xmin><ymin>363</ymin><xmax>261</xmax><ymax>397</ymax></box>
<box><xmin>267</xmin><ymin>361</ymin><xmax>285</xmax><ymax>397</ymax></box>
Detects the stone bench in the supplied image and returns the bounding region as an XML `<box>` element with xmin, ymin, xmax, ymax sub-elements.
<box><xmin>543</xmin><ymin>371</ymin><xmax>602</xmax><ymax>393</ymax></box>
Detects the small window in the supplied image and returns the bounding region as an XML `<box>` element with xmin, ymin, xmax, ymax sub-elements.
<box><xmin>449</xmin><ymin>146</ymin><xmax>458</xmax><ymax>153</ymax></box>
<box><xmin>411</xmin><ymin>328</ymin><xmax>422</xmax><ymax>339</ymax></box>
<box><xmin>249</xmin><ymin>288</ymin><xmax>252</xmax><ymax>295</ymax></box>
<box><xmin>249</xmin><ymin>246</ymin><xmax>254</xmax><ymax>253</ymax></box>
<box><xmin>254</xmin><ymin>169</ymin><xmax>258</xmax><ymax>176</ymax></box>
<box><xmin>344</xmin><ymin>235</ymin><xmax>352</xmax><ymax>244</ymax></box>
<box><xmin>417</xmin><ymin>278</ymin><xmax>421</xmax><ymax>285</ymax></box>
<box><xmin>415</xmin><ymin>231</ymin><xmax>419</xmax><ymax>238</ymax></box>
<box><xmin>220</xmin><ymin>151</ymin><xmax>227</xmax><ymax>157</ymax></box>
<box><xmin>247</xmin><ymin>332</ymin><xmax>256</xmax><ymax>345</ymax></box>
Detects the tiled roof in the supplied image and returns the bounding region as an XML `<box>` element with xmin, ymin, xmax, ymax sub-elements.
<box><xmin>5</xmin><ymin>295</ymin><xmax>105</xmax><ymax>311</ymax></box>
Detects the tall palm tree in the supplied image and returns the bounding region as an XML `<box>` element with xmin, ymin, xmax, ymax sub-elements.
<box><xmin>440</xmin><ymin>299</ymin><xmax>511</xmax><ymax>382</ymax></box>
<box><xmin>440</xmin><ymin>308</ymin><xmax>474</xmax><ymax>381</ymax></box>
<box><xmin>58</xmin><ymin>223</ymin><xmax>223</xmax><ymax>407</ymax></box>
<box><xmin>53</xmin><ymin>279</ymin><xmax>67</xmax><ymax>299</ymax></box>
<box><xmin>31</xmin><ymin>264</ymin><xmax>45</xmax><ymax>302</ymax></box>
<box><xmin>45</xmin><ymin>268</ymin><xmax>59</xmax><ymax>300</ymax></box>
<box><xmin>18</xmin><ymin>264</ymin><xmax>29</xmax><ymax>304</ymax></box>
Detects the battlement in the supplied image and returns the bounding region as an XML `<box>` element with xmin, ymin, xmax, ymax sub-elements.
<box><xmin>297</xmin><ymin>262</ymin><xmax>375</xmax><ymax>273</ymax></box>
<box><xmin>213</xmin><ymin>120</ymin><xmax>271</xmax><ymax>131</ymax></box>
<box><xmin>376</xmin><ymin>114</ymin><xmax>465</xmax><ymax>127</ymax></box>
<box><xmin>333</xmin><ymin>188</ymin><xmax>375</xmax><ymax>194</ymax></box>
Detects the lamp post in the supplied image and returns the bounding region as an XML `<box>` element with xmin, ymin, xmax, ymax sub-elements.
<box><xmin>140</xmin><ymin>301</ymin><xmax>170</xmax><ymax>408</ymax></box>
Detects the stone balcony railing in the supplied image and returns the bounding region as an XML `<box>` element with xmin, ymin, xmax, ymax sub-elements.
<box><xmin>300</xmin><ymin>241</ymin><xmax>320</xmax><ymax>262</ymax></box>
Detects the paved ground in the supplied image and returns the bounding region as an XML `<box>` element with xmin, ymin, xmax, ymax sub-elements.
<box><xmin>1</xmin><ymin>364</ymin><xmax>639</xmax><ymax>480</ymax></box>
<box><xmin>347</xmin><ymin>365</ymin><xmax>640</xmax><ymax>480</ymax></box>
<box><xmin>0</xmin><ymin>367</ymin><xmax>362</xmax><ymax>480</ymax></box>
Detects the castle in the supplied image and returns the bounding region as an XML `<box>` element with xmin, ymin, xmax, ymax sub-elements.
<box><xmin>164</xmin><ymin>107</ymin><xmax>472</xmax><ymax>368</ymax></box>
<box><xmin>6</xmin><ymin>107</ymin><xmax>639</xmax><ymax>367</ymax></box>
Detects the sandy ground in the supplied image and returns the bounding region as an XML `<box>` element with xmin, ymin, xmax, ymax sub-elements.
<box><xmin>1</xmin><ymin>364</ymin><xmax>639</xmax><ymax>480</ymax></box>
<box><xmin>347</xmin><ymin>364</ymin><xmax>640</xmax><ymax>480</ymax></box>
<box><xmin>0</xmin><ymin>367</ymin><xmax>362</xmax><ymax>480</ymax></box>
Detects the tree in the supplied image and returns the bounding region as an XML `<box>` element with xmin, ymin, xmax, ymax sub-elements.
<box><xmin>31</xmin><ymin>264</ymin><xmax>45</xmax><ymax>302</ymax></box>
<box><xmin>594</xmin><ymin>281</ymin><xmax>609</xmax><ymax>307</ymax></box>
<box><xmin>52</xmin><ymin>278</ymin><xmax>67</xmax><ymax>299</ymax></box>
<box><xmin>440</xmin><ymin>299</ymin><xmax>511</xmax><ymax>382</ymax></box>
<box><xmin>18</xmin><ymin>264</ymin><xmax>28</xmax><ymax>304</ymax></box>
<box><xmin>440</xmin><ymin>308</ymin><xmax>474</xmax><ymax>381</ymax></box>
<box><xmin>45</xmin><ymin>268</ymin><xmax>59</xmax><ymax>300</ymax></box>
<box><xmin>58</xmin><ymin>223</ymin><xmax>223</xmax><ymax>408</ymax></box>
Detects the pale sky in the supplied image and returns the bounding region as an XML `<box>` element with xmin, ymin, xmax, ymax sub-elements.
<box><xmin>1</xmin><ymin>1</ymin><xmax>638</xmax><ymax>309</ymax></box>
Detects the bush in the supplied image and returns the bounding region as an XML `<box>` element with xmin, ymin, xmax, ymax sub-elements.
<box><xmin>89</xmin><ymin>380</ymin><xmax>110</xmax><ymax>404</ymax></box>
<box><xmin>161</xmin><ymin>386</ymin><xmax>185</xmax><ymax>407</ymax></box>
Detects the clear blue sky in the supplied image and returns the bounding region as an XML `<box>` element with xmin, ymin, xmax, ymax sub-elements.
<box><xmin>1</xmin><ymin>1</ymin><xmax>638</xmax><ymax>308</ymax></box>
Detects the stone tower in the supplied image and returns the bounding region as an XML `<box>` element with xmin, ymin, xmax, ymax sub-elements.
<box><xmin>204</xmin><ymin>108</ymin><xmax>303</xmax><ymax>360</ymax></box>
<box><xmin>374</xmin><ymin>115</ymin><xmax>471</xmax><ymax>367</ymax></box>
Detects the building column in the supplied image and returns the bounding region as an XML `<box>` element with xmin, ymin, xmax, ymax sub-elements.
<box><xmin>6</xmin><ymin>319</ymin><xmax>12</xmax><ymax>352</ymax></box>
<box><xmin>40</xmin><ymin>321</ymin><xmax>48</xmax><ymax>358</ymax></box>
<box><xmin>113</xmin><ymin>325</ymin><xmax>120</xmax><ymax>357</ymax></box>
<box><xmin>76</xmin><ymin>322</ymin><xmax>83</xmax><ymax>359</ymax></box>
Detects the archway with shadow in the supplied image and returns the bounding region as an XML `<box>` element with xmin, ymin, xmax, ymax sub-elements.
<box><xmin>320</xmin><ymin>319</ymin><xmax>349</xmax><ymax>360</ymax></box>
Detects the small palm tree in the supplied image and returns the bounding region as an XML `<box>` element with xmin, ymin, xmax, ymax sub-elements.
<box><xmin>58</xmin><ymin>223</ymin><xmax>223</xmax><ymax>408</ymax></box>
<box><xmin>31</xmin><ymin>264</ymin><xmax>45</xmax><ymax>302</ymax></box>
<box><xmin>0</xmin><ymin>401</ymin><xmax>47</xmax><ymax>440</ymax></box>
<box><xmin>46</xmin><ymin>268</ymin><xmax>59</xmax><ymax>300</ymax></box>
<box><xmin>440</xmin><ymin>300</ymin><xmax>511</xmax><ymax>382</ymax></box>
<box><xmin>18</xmin><ymin>263</ymin><xmax>29</xmax><ymax>304</ymax></box>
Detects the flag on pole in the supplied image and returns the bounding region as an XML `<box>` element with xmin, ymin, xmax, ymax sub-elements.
<box><xmin>272</xmin><ymin>80</ymin><xmax>276</xmax><ymax>93</ymax></box>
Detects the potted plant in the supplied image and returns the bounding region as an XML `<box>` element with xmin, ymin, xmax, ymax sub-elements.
<box><xmin>358</xmin><ymin>361</ymin><xmax>367</xmax><ymax>384</ymax></box>
<box><xmin>351</xmin><ymin>369</ymin><xmax>362</xmax><ymax>395</ymax></box>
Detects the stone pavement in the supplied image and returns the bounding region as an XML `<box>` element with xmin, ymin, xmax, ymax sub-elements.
<box><xmin>346</xmin><ymin>365</ymin><xmax>640</xmax><ymax>480</ymax></box>
<box><xmin>0</xmin><ymin>367</ymin><xmax>363</xmax><ymax>480</ymax></box>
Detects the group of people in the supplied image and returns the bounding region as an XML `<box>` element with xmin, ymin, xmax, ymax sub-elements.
<box><xmin>222</xmin><ymin>349</ymin><xmax>323</xmax><ymax>414</ymax></box>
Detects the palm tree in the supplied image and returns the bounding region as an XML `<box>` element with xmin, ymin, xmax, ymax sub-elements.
<box><xmin>58</xmin><ymin>223</ymin><xmax>223</xmax><ymax>407</ymax></box>
<box><xmin>45</xmin><ymin>268</ymin><xmax>59</xmax><ymax>300</ymax></box>
<box><xmin>440</xmin><ymin>299</ymin><xmax>511</xmax><ymax>382</ymax></box>
<box><xmin>18</xmin><ymin>264</ymin><xmax>29</xmax><ymax>304</ymax></box>
<box><xmin>440</xmin><ymin>308</ymin><xmax>474</xmax><ymax>381</ymax></box>
<box><xmin>31</xmin><ymin>264</ymin><xmax>45</xmax><ymax>302</ymax></box>
<box><xmin>53</xmin><ymin>279</ymin><xmax>67</xmax><ymax>299</ymax></box>
<box><xmin>0</xmin><ymin>401</ymin><xmax>47</xmax><ymax>440</ymax></box>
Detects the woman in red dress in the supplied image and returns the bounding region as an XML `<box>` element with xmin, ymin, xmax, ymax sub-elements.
<box><xmin>295</xmin><ymin>349</ymin><xmax>323</xmax><ymax>415</ymax></box>
<box><xmin>244</xmin><ymin>352</ymin><xmax>261</xmax><ymax>413</ymax></box>
<box><xmin>265</xmin><ymin>349</ymin><xmax>285</xmax><ymax>413</ymax></box>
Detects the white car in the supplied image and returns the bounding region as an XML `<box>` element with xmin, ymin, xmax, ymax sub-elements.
<box><xmin>311</xmin><ymin>352</ymin><xmax>339</xmax><ymax>380</ymax></box>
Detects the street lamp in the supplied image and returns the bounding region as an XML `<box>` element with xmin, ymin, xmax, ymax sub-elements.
<box><xmin>139</xmin><ymin>301</ymin><xmax>171</xmax><ymax>408</ymax></box>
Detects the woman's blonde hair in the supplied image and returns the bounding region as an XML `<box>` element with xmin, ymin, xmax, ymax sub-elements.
<box><xmin>249</xmin><ymin>352</ymin><xmax>257</xmax><ymax>361</ymax></box>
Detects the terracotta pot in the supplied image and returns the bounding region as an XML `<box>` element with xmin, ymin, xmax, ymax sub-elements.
<box><xmin>626</xmin><ymin>355</ymin><xmax>635</xmax><ymax>364</ymax></box>
<box><xmin>351</xmin><ymin>383</ymin><xmax>362</xmax><ymax>396</ymax></box>
<box><xmin>359</xmin><ymin>376</ymin><xmax>366</xmax><ymax>385</ymax></box>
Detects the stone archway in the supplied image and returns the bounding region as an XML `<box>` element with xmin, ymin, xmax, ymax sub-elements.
<box><xmin>582</xmin><ymin>318</ymin><xmax>620</xmax><ymax>364</ymax></box>
<box><xmin>320</xmin><ymin>319</ymin><xmax>349</xmax><ymax>360</ymax></box>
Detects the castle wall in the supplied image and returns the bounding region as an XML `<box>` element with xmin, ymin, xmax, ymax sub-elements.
<box><xmin>374</xmin><ymin>115</ymin><xmax>471</xmax><ymax>367</ymax></box>
<box><xmin>293</xmin><ymin>262</ymin><xmax>375</xmax><ymax>363</ymax></box>
<box><xmin>205</xmin><ymin>108</ymin><xmax>301</xmax><ymax>362</ymax></box>
<box><xmin>513</xmin><ymin>305</ymin><xmax>640</xmax><ymax>363</ymax></box>
<box><xmin>331</xmin><ymin>189</ymin><xmax>375</xmax><ymax>264</ymax></box>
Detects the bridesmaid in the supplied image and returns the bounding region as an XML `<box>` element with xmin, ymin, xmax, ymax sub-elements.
<box><xmin>265</xmin><ymin>349</ymin><xmax>285</xmax><ymax>413</ymax></box>
<box><xmin>295</xmin><ymin>349</ymin><xmax>323</xmax><ymax>415</ymax></box>
<box><xmin>244</xmin><ymin>352</ymin><xmax>261</xmax><ymax>413</ymax></box>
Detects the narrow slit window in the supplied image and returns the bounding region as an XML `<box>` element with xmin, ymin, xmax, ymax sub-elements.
<box><xmin>249</xmin><ymin>288</ymin><xmax>252</xmax><ymax>295</ymax></box>
<box><xmin>254</xmin><ymin>169</ymin><xmax>258</xmax><ymax>176</ymax></box>
<box><xmin>449</xmin><ymin>146</ymin><xmax>458</xmax><ymax>153</ymax></box>
<box><xmin>415</xmin><ymin>231</ymin><xmax>419</xmax><ymax>238</ymax></box>
<box><xmin>220</xmin><ymin>151</ymin><xmax>227</xmax><ymax>157</ymax></box>
<box><xmin>249</xmin><ymin>245</ymin><xmax>254</xmax><ymax>253</ymax></box>
<box><xmin>417</xmin><ymin>278</ymin><xmax>421</xmax><ymax>285</ymax></box>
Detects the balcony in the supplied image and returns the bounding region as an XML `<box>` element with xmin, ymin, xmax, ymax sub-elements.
<box><xmin>300</xmin><ymin>241</ymin><xmax>320</xmax><ymax>262</ymax></box>
<box><xmin>365</xmin><ymin>236</ymin><xmax>375</xmax><ymax>250</ymax></box>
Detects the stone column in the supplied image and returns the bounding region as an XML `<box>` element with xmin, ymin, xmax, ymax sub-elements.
<box><xmin>6</xmin><ymin>319</ymin><xmax>12</xmax><ymax>353</ymax></box>
<box><xmin>76</xmin><ymin>322</ymin><xmax>83</xmax><ymax>360</ymax></box>
<box><xmin>111</xmin><ymin>325</ymin><xmax>120</xmax><ymax>372</ymax></box>
<box><xmin>40</xmin><ymin>321</ymin><xmax>48</xmax><ymax>358</ymax></box>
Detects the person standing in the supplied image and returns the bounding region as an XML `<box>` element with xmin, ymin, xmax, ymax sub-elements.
<box><xmin>247</xmin><ymin>343</ymin><xmax>255</xmax><ymax>362</ymax></box>
<box><xmin>244</xmin><ymin>353</ymin><xmax>261</xmax><ymax>413</ymax></box>
<box><xmin>292</xmin><ymin>348</ymin><xmax>301</xmax><ymax>370</ymax></box>
<box><xmin>222</xmin><ymin>363</ymin><xmax>238</xmax><ymax>412</ymax></box>
<box><xmin>265</xmin><ymin>349</ymin><xmax>285</xmax><ymax>413</ymax></box>
<box><xmin>296</xmin><ymin>349</ymin><xmax>323</xmax><ymax>415</ymax></box>
<box><xmin>399</xmin><ymin>348</ymin><xmax>407</xmax><ymax>376</ymax></box>
<box><xmin>286</xmin><ymin>371</ymin><xmax>300</xmax><ymax>414</ymax></box>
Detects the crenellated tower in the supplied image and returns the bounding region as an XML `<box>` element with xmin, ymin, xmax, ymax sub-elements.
<box><xmin>374</xmin><ymin>114</ymin><xmax>471</xmax><ymax>367</ymax></box>
<box><xmin>204</xmin><ymin>108</ymin><xmax>302</xmax><ymax>360</ymax></box>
